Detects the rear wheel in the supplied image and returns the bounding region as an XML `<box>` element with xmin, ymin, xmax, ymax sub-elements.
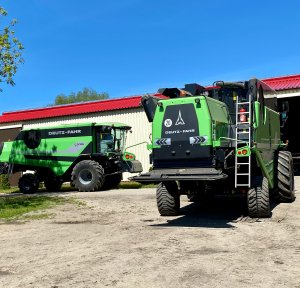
<box><xmin>18</xmin><ymin>173</ymin><xmax>39</xmax><ymax>194</ymax></box>
<box><xmin>101</xmin><ymin>173</ymin><xmax>122</xmax><ymax>190</ymax></box>
<box><xmin>247</xmin><ymin>176</ymin><xmax>271</xmax><ymax>218</ymax></box>
<box><xmin>71</xmin><ymin>160</ymin><xmax>105</xmax><ymax>192</ymax></box>
<box><xmin>156</xmin><ymin>181</ymin><xmax>180</xmax><ymax>216</ymax></box>
<box><xmin>276</xmin><ymin>151</ymin><xmax>295</xmax><ymax>202</ymax></box>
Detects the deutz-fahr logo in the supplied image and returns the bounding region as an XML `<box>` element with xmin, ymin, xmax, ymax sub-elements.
<box><xmin>48</xmin><ymin>129</ymin><xmax>82</xmax><ymax>136</ymax></box>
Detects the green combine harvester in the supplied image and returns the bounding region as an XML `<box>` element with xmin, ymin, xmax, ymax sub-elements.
<box><xmin>0</xmin><ymin>122</ymin><xmax>142</xmax><ymax>193</ymax></box>
<box><xmin>133</xmin><ymin>78</ymin><xmax>295</xmax><ymax>218</ymax></box>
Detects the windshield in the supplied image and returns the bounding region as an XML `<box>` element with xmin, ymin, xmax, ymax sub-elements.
<box><xmin>98</xmin><ymin>128</ymin><xmax>127</xmax><ymax>155</ymax></box>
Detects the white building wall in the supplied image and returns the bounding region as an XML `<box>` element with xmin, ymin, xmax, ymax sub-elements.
<box><xmin>22</xmin><ymin>108</ymin><xmax>152</xmax><ymax>180</ymax></box>
<box><xmin>275</xmin><ymin>89</ymin><xmax>300</xmax><ymax>98</ymax></box>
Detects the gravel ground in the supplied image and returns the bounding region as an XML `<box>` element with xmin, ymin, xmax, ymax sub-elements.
<box><xmin>0</xmin><ymin>177</ymin><xmax>300</xmax><ymax>288</ymax></box>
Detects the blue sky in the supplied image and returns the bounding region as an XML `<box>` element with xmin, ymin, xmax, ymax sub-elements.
<box><xmin>1</xmin><ymin>0</ymin><xmax>300</xmax><ymax>113</ymax></box>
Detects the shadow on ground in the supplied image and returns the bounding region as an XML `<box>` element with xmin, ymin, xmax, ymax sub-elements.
<box><xmin>151</xmin><ymin>196</ymin><xmax>278</xmax><ymax>229</ymax></box>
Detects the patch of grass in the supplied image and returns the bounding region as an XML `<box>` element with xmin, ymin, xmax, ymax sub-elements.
<box><xmin>67</xmin><ymin>196</ymin><xmax>86</xmax><ymax>207</ymax></box>
<box><xmin>0</xmin><ymin>174</ymin><xmax>10</xmax><ymax>190</ymax></box>
<box><xmin>141</xmin><ymin>183</ymin><xmax>157</xmax><ymax>188</ymax></box>
<box><xmin>22</xmin><ymin>213</ymin><xmax>54</xmax><ymax>220</ymax></box>
<box><xmin>0</xmin><ymin>195</ymin><xmax>72</xmax><ymax>220</ymax></box>
<box><xmin>0</xmin><ymin>187</ymin><xmax>19</xmax><ymax>194</ymax></box>
<box><xmin>0</xmin><ymin>183</ymin><xmax>76</xmax><ymax>195</ymax></box>
<box><xmin>118</xmin><ymin>181</ymin><xmax>156</xmax><ymax>189</ymax></box>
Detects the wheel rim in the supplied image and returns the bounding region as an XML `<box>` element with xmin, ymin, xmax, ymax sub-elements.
<box><xmin>78</xmin><ymin>169</ymin><xmax>93</xmax><ymax>185</ymax></box>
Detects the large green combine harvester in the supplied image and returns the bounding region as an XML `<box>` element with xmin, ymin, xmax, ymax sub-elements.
<box><xmin>133</xmin><ymin>78</ymin><xmax>295</xmax><ymax>218</ymax></box>
<box><xmin>0</xmin><ymin>122</ymin><xmax>142</xmax><ymax>193</ymax></box>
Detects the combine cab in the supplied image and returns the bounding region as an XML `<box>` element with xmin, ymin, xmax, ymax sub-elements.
<box><xmin>133</xmin><ymin>79</ymin><xmax>295</xmax><ymax>218</ymax></box>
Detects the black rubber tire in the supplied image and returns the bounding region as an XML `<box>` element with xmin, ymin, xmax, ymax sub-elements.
<box><xmin>18</xmin><ymin>173</ymin><xmax>39</xmax><ymax>194</ymax></box>
<box><xmin>101</xmin><ymin>173</ymin><xmax>122</xmax><ymax>190</ymax></box>
<box><xmin>44</xmin><ymin>175</ymin><xmax>63</xmax><ymax>192</ymax></box>
<box><xmin>156</xmin><ymin>181</ymin><xmax>180</xmax><ymax>216</ymax></box>
<box><xmin>71</xmin><ymin>160</ymin><xmax>104</xmax><ymax>192</ymax></box>
<box><xmin>247</xmin><ymin>177</ymin><xmax>271</xmax><ymax>218</ymax></box>
<box><xmin>276</xmin><ymin>151</ymin><xmax>295</xmax><ymax>202</ymax></box>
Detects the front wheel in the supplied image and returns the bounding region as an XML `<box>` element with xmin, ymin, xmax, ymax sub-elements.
<box><xmin>71</xmin><ymin>160</ymin><xmax>105</xmax><ymax>192</ymax></box>
<box><xmin>19</xmin><ymin>173</ymin><xmax>39</xmax><ymax>194</ymax></box>
<box><xmin>156</xmin><ymin>181</ymin><xmax>180</xmax><ymax>216</ymax></box>
<box><xmin>247</xmin><ymin>176</ymin><xmax>271</xmax><ymax>218</ymax></box>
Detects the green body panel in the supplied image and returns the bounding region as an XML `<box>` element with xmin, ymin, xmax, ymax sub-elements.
<box><xmin>205</xmin><ymin>96</ymin><xmax>232</xmax><ymax>147</ymax></box>
<box><xmin>0</xmin><ymin>142</ymin><xmax>13</xmax><ymax>162</ymax></box>
<box><xmin>151</xmin><ymin>96</ymin><xmax>231</xmax><ymax>149</ymax></box>
<box><xmin>0</xmin><ymin>135</ymin><xmax>92</xmax><ymax>176</ymax></box>
<box><xmin>252</xmin><ymin>102</ymin><xmax>281</xmax><ymax>188</ymax></box>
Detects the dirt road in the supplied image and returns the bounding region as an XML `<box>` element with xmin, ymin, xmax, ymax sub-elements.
<box><xmin>1</xmin><ymin>178</ymin><xmax>300</xmax><ymax>288</ymax></box>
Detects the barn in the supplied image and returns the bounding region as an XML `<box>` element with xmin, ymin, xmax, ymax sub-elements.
<box><xmin>1</xmin><ymin>74</ymin><xmax>300</xmax><ymax>185</ymax></box>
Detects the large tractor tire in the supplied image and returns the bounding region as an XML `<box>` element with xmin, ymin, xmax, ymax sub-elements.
<box><xmin>276</xmin><ymin>151</ymin><xmax>295</xmax><ymax>202</ymax></box>
<box><xmin>71</xmin><ymin>160</ymin><xmax>105</xmax><ymax>192</ymax></box>
<box><xmin>18</xmin><ymin>173</ymin><xmax>39</xmax><ymax>194</ymax></box>
<box><xmin>156</xmin><ymin>181</ymin><xmax>180</xmax><ymax>216</ymax></box>
<box><xmin>101</xmin><ymin>173</ymin><xmax>122</xmax><ymax>190</ymax></box>
<box><xmin>247</xmin><ymin>176</ymin><xmax>271</xmax><ymax>218</ymax></box>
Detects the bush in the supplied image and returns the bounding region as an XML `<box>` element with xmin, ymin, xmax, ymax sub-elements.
<box><xmin>0</xmin><ymin>174</ymin><xmax>11</xmax><ymax>190</ymax></box>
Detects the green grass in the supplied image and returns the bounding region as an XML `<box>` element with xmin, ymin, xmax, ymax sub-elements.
<box><xmin>0</xmin><ymin>182</ymin><xmax>156</xmax><ymax>193</ymax></box>
<box><xmin>0</xmin><ymin>187</ymin><xmax>19</xmax><ymax>194</ymax></box>
<box><xmin>0</xmin><ymin>195</ymin><xmax>79</xmax><ymax>220</ymax></box>
<box><xmin>118</xmin><ymin>181</ymin><xmax>156</xmax><ymax>189</ymax></box>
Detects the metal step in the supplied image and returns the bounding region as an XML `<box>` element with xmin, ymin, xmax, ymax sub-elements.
<box><xmin>236</xmin><ymin>122</ymin><xmax>250</xmax><ymax>126</ymax></box>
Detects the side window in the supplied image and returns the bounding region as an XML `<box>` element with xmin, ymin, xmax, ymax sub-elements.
<box><xmin>258</xmin><ymin>86</ymin><xmax>265</xmax><ymax>123</ymax></box>
<box><xmin>24</xmin><ymin>130</ymin><xmax>41</xmax><ymax>149</ymax></box>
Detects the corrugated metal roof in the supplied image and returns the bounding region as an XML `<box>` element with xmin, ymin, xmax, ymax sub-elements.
<box><xmin>1</xmin><ymin>74</ymin><xmax>300</xmax><ymax>124</ymax></box>
<box><xmin>263</xmin><ymin>74</ymin><xmax>300</xmax><ymax>90</ymax></box>
<box><xmin>0</xmin><ymin>96</ymin><xmax>142</xmax><ymax>123</ymax></box>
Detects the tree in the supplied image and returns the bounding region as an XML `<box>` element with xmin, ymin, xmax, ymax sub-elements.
<box><xmin>53</xmin><ymin>88</ymin><xmax>109</xmax><ymax>105</ymax></box>
<box><xmin>0</xmin><ymin>6</ymin><xmax>24</xmax><ymax>92</ymax></box>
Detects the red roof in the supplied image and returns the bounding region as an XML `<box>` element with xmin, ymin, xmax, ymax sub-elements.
<box><xmin>263</xmin><ymin>74</ymin><xmax>300</xmax><ymax>90</ymax></box>
<box><xmin>0</xmin><ymin>96</ymin><xmax>142</xmax><ymax>123</ymax></box>
<box><xmin>1</xmin><ymin>74</ymin><xmax>300</xmax><ymax>124</ymax></box>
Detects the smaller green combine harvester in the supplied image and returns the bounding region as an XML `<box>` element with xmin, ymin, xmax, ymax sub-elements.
<box><xmin>133</xmin><ymin>78</ymin><xmax>295</xmax><ymax>218</ymax></box>
<box><xmin>0</xmin><ymin>122</ymin><xmax>142</xmax><ymax>193</ymax></box>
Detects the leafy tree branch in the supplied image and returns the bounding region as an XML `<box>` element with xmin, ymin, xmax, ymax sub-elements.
<box><xmin>0</xmin><ymin>6</ymin><xmax>24</xmax><ymax>92</ymax></box>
